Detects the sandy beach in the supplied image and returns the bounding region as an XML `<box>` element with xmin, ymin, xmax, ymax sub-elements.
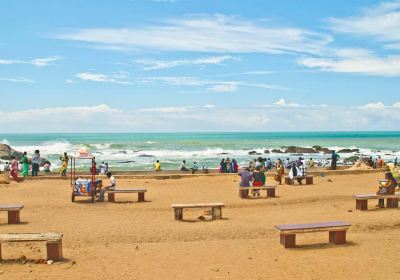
<box><xmin>0</xmin><ymin>171</ymin><xmax>399</xmax><ymax>279</ymax></box>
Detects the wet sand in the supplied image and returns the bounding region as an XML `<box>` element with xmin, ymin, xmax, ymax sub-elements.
<box><xmin>0</xmin><ymin>171</ymin><xmax>399</xmax><ymax>279</ymax></box>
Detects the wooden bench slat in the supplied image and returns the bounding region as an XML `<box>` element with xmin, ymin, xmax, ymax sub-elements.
<box><xmin>275</xmin><ymin>221</ymin><xmax>351</xmax><ymax>232</ymax></box>
<box><xmin>353</xmin><ymin>194</ymin><xmax>399</xmax><ymax>199</ymax></box>
<box><xmin>107</xmin><ymin>188</ymin><xmax>147</xmax><ymax>193</ymax></box>
<box><xmin>171</xmin><ymin>203</ymin><xmax>224</xmax><ymax>208</ymax></box>
<box><xmin>0</xmin><ymin>204</ymin><xmax>24</xmax><ymax>211</ymax></box>
<box><xmin>0</xmin><ymin>233</ymin><xmax>63</xmax><ymax>243</ymax></box>
<box><xmin>239</xmin><ymin>185</ymin><xmax>276</xmax><ymax>190</ymax></box>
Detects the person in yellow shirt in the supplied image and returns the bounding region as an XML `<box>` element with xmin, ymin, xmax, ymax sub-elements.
<box><xmin>309</xmin><ymin>158</ymin><xmax>315</xmax><ymax>168</ymax></box>
<box><xmin>154</xmin><ymin>160</ymin><xmax>161</xmax><ymax>171</ymax></box>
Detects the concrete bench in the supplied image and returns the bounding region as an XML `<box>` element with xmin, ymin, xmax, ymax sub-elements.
<box><xmin>238</xmin><ymin>185</ymin><xmax>277</xmax><ymax>198</ymax></box>
<box><xmin>0</xmin><ymin>232</ymin><xmax>63</xmax><ymax>261</ymax></box>
<box><xmin>0</xmin><ymin>204</ymin><xmax>24</xmax><ymax>224</ymax></box>
<box><xmin>171</xmin><ymin>203</ymin><xmax>224</xmax><ymax>221</ymax></box>
<box><xmin>275</xmin><ymin>221</ymin><xmax>351</xmax><ymax>248</ymax></box>
<box><xmin>106</xmin><ymin>188</ymin><xmax>147</xmax><ymax>202</ymax></box>
<box><xmin>353</xmin><ymin>194</ymin><xmax>399</xmax><ymax>210</ymax></box>
<box><xmin>285</xmin><ymin>175</ymin><xmax>313</xmax><ymax>185</ymax></box>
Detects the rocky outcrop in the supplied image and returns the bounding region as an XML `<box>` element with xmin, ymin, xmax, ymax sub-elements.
<box><xmin>264</xmin><ymin>150</ymin><xmax>270</xmax><ymax>154</ymax></box>
<box><xmin>271</xmin><ymin>149</ymin><xmax>284</xmax><ymax>153</ymax></box>
<box><xmin>248</xmin><ymin>151</ymin><xmax>261</xmax><ymax>155</ymax></box>
<box><xmin>283</xmin><ymin>146</ymin><xmax>316</xmax><ymax>154</ymax></box>
<box><xmin>0</xmin><ymin>144</ymin><xmax>23</xmax><ymax>160</ymax></box>
<box><xmin>313</xmin><ymin>146</ymin><xmax>333</xmax><ymax>154</ymax></box>
<box><xmin>338</xmin><ymin>149</ymin><xmax>359</xmax><ymax>153</ymax></box>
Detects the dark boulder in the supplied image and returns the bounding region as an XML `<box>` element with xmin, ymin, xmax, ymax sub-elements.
<box><xmin>283</xmin><ymin>146</ymin><xmax>316</xmax><ymax>154</ymax></box>
<box><xmin>0</xmin><ymin>144</ymin><xmax>23</xmax><ymax>160</ymax></box>
<box><xmin>264</xmin><ymin>150</ymin><xmax>270</xmax><ymax>154</ymax></box>
<box><xmin>271</xmin><ymin>149</ymin><xmax>284</xmax><ymax>153</ymax></box>
<box><xmin>338</xmin><ymin>149</ymin><xmax>359</xmax><ymax>153</ymax></box>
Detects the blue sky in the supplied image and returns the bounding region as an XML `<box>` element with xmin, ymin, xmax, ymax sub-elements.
<box><xmin>1</xmin><ymin>0</ymin><xmax>400</xmax><ymax>132</ymax></box>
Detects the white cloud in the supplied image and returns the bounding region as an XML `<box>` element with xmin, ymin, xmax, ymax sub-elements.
<box><xmin>56</xmin><ymin>14</ymin><xmax>332</xmax><ymax>55</ymax></box>
<box><xmin>275</xmin><ymin>98</ymin><xmax>302</xmax><ymax>107</ymax></box>
<box><xmin>298</xmin><ymin>55</ymin><xmax>400</xmax><ymax>76</ymax></box>
<box><xmin>327</xmin><ymin>1</ymin><xmax>400</xmax><ymax>47</ymax></box>
<box><xmin>75</xmin><ymin>72</ymin><xmax>131</xmax><ymax>84</ymax></box>
<box><xmin>207</xmin><ymin>83</ymin><xmax>238</xmax><ymax>93</ymax></box>
<box><xmin>134</xmin><ymin>56</ymin><xmax>238</xmax><ymax>70</ymax></box>
<box><xmin>138</xmin><ymin>106</ymin><xmax>189</xmax><ymax>113</ymax></box>
<box><xmin>203</xmin><ymin>104</ymin><xmax>215</xmax><ymax>108</ymax></box>
<box><xmin>0</xmin><ymin>77</ymin><xmax>34</xmax><ymax>83</ymax></box>
<box><xmin>0</xmin><ymin>56</ymin><xmax>62</xmax><ymax>67</ymax></box>
<box><xmin>361</xmin><ymin>101</ymin><xmax>400</xmax><ymax>109</ymax></box>
<box><xmin>2</xmin><ymin>103</ymin><xmax>400</xmax><ymax>132</ymax></box>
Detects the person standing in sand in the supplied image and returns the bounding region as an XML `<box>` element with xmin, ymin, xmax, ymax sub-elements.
<box><xmin>31</xmin><ymin>150</ymin><xmax>40</xmax><ymax>176</ymax></box>
<box><xmin>154</xmin><ymin>160</ymin><xmax>161</xmax><ymax>171</ymax></box>
<box><xmin>274</xmin><ymin>162</ymin><xmax>284</xmax><ymax>185</ymax></box>
<box><xmin>10</xmin><ymin>156</ymin><xmax>20</xmax><ymax>182</ymax></box>
<box><xmin>20</xmin><ymin>152</ymin><xmax>29</xmax><ymax>177</ymax></box>
<box><xmin>331</xmin><ymin>151</ymin><xmax>340</xmax><ymax>170</ymax></box>
<box><xmin>59</xmin><ymin>152</ymin><xmax>69</xmax><ymax>176</ymax></box>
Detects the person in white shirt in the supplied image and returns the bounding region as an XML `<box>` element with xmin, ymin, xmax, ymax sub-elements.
<box><xmin>98</xmin><ymin>172</ymin><xmax>116</xmax><ymax>201</ymax></box>
<box><xmin>180</xmin><ymin>160</ymin><xmax>188</xmax><ymax>171</ymax></box>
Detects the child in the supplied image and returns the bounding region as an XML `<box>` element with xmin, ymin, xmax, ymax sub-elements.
<box><xmin>274</xmin><ymin>163</ymin><xmax>284</xmax><ymax>185</ymax></box>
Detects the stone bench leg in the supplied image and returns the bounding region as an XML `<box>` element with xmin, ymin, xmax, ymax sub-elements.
<box><xmin>280</xmin><ymin>234</ymin><xmax>296</xmax><ymax>248</ymax></box>
<box><xmin>329</xmin><ymin>230</ymin><xmax>347</xmax><ymax>245</ymax></box>
<box><xmin>285</xmin><ymin>177</ymin><xmax>292</xmax><ymax>185</ymax></box>
<box><xmin>174</xmin><ymin>208</ymin><xmax>183</xmax><ymax>220</ymax></box>
<box><xmin>267</xmin><ymin>189</ymin><xmax>275</xmax><ymax>197</ymax></box>
<box><xmin>0</xmin><ymin>243</ymin><xmax>2</xmax><ymax>260</ymax></box>
<box><xmin>386</xmin><ymin>198</ymin><xmax>398</xmax><ymax>208</ymax></box>
<box><xmin>46</xmin><ymin>241</ymin><xmax>63</xmax><ymax>261</ymax></box>
<box><xmin>239</xmin><ymin>189</ymin><xmax>249</xmax><ymax>198</ymax></box>
<box><xmin>356</xmin><ymin>199</ymin><xmax>368</xmax><ymax>211</ymax></box>
<box><xmin>138</xmin><ymin>192</ymin><xmax>145</xmax><ymax>202</ymax></box>
<box><xmin>107</xmin><ymin>193</ymin><xmax>115</xmax><ymax>202</ymax></box>
<box><xmin>211</xmin><ymin>207</ymin><xmax>222</xmax><ymax>220</ymax></box>
<box><xmin>8</xmin><ymin>210</ymin><xmax>20</xmax><ymax>224</ymax></box>
<box><xmin>306</xmin><ymin>177</ymin><xmax>313</xmax><ymax>185</ymax></box>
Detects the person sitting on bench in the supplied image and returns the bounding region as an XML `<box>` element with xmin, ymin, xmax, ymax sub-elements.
<box><xmin>98</xmin><ymin>172</ymin><xmax>116</xmax><ymax>202</ymax></box>
<box><xmin>289</xmin><ymin>163</ymin><xmax>304</xmax><ymax>185</ymax></box>
<box><xmin>376</xmin><ymin>172</ymin><xmax>397</xmax><ymax>208</ymax></box>
<box><xmin>252</xmin><ymin>166</ymin><xmax>265</xmax><ymax>196</ymax></box>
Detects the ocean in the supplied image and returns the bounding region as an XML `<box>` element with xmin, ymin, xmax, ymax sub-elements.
<box><xmin>1</xmin><ymin>132</ymin><xmax>399</xmax><ymax>171</ymax></box>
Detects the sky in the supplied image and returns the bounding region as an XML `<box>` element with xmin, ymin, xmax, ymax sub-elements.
<box><xmin>1</xmin><ymin>0</ymin><xmax>400</xmax><ymax>132</ymax></box>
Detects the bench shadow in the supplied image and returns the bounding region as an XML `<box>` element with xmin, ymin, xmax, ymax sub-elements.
<box><xmin>244</xmin><ymin>196</ymin><xmax>280</xmax><ymax>200</ymax></box>
<box><xmin>0</xmin><ymin>221</ymin><xmax>30</xmax><ymax>226</ymax></box>
<box><xmin>293</xmin><ymin>241</ymin><xmax>356</xmax><ymax>250</ymax></box>
<box><xmin>0</xmin><ymin>257</ymin><xmax>73</xmax><ymax>264</ymax></box>
<box><xmin>113</xmin><ymin>200</ymin><xmax>151</xmax><ymax>204</ymax></box>
<box><xmin>179</xmin><ymin>217</ymin><xmax>229</xmax><ymax>223</ymax></box>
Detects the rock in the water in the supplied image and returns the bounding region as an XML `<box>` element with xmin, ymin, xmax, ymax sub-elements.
<box><xmin>0</xmin><ymin>144</ymin><xmax>23</xmax><ymax>160</ymax></box>
<box><xmin>248</xmin><ymin>151</ymin><xmax>258</xmax><ymax>155</ymax></box>
<box><xmin>283</xmin><ymin>146</ymin><xmax>316</xmax><ymax>154</ymax></box>
<box><xmin>338</xmin><ymin>149</ymin><xmax>359</xmax><ymax>153</ymax></box>
<box><xmin>138</xmin><ymin>154</ymin><xmax>155</xmax><ymax>157</ymax></box>
<box><xmin>313</xmin><ymin>146</ymin><xmax>333</xmax><ymax>154</ymax></box>
<box><xmin>271</xmin><ymin>149</ymin><xmax>284</xmax><ymax>153</ymax></box>
<box><xmin>344</xmin><ymin>156</ymin><xmax>359</xmax><ymax>164</ymax></box>
<box><xmin>264</xmin><ymin>150</ymin><xmax>270</xmax><ymax>154</ymax></box>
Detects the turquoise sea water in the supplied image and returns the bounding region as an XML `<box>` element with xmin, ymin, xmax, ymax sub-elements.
<box><xmin>1</xmin><ymin>132</ymin><xmax>399</xmax><ymax>170</ymax></box>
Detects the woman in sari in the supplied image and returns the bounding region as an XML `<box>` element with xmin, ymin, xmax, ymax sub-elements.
<box><xmin>59</xmin><ymin>152</ymin><xmax>69</xmax><ymax>176</ymax></box>
<box><xmin>20</xmin><ymin>152</ymin><xmax>29</xmax><ymax>177</ymax></box>
<box><xmin>376</xmin><ymin>172</ymin><xmax>398</xmax><ymax>208</ymax></box>
<box><xmin>10</xmin><ymin>156</ymin><xmax>20</xmax><ymax>182</ymax></box>
<box><xmin>274</xmin><ymin>162</ymin><xmax>284</xmax><ymax>185</ymax></box>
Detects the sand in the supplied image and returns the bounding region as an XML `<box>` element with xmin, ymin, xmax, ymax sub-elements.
<box><xmin>0</xmin><ymin>171</ymin><xmax>399</xmax><ymax>279</ymax></box>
